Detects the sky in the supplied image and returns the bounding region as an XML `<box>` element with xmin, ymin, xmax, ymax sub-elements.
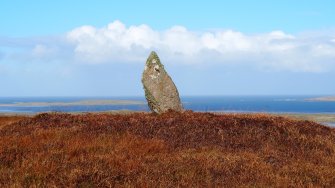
<box><xmin>0</xmin><ymin>0</ymin><xmax>335</xmax><ymax>97</ymax></box>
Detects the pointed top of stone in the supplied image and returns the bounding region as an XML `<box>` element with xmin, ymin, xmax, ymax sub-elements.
<box><xmin>146</xmin><ymin>51</ymin><xmax>164</xmax><ymax>67</ymax></box>
<box><xmin>148</xmin><ymin>51</ymin><xmax>158</xmax><ymax>60</ymax></box>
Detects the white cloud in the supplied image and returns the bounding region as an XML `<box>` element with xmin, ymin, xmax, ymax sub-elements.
<box><xmin>1</xmin><ymin>20</ymin><xmax>335</xmax><ymax>72</ymax></box>
<box><xmin>66</xmin><ymin>22</ymin><xmax>301</xmax><ymax>59</ymax></box>
<box><xmin>67</xmin><ymin>21</ymin><xmax>159</xmax><ymax>62</ymax></box>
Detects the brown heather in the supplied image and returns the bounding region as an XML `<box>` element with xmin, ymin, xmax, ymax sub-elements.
<box><xmin>0</xmin><ymin>111</ymin><xmax>335</xmax><ymax>187</ymax></box>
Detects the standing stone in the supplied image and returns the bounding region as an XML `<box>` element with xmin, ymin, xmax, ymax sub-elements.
<box><xmin>142</xmin><ymin>51</ymin><xmax>183</xmax><ymax>113</ymax></box>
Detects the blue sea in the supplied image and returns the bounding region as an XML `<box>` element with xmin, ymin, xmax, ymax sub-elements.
<box><xmin>0</xmin><ymin>96</ymin><xmax>335</xmax><ymax>114</ymax></box>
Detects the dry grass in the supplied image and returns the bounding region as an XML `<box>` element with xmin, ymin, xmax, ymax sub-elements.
<box><xmin>1</xmin><ymin>111</ymin><xmax>335</xmax><ymax>187</ymax></box>
<box><xmin>0</xmin><ymin>116</ymin><xmax>29</xmax><ymax>130</ymax></box>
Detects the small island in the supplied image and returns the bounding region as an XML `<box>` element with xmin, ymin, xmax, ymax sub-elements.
<box><xmin>306</xmin><ymin>96</ymin><xmax>335</xmax><ymax>102</ymax></box>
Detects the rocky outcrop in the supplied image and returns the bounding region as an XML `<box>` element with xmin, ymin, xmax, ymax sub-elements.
<box><xmin>142</xmin><ymin>51</ymin><xmax>183</xmax><ymax>113</ymax></box>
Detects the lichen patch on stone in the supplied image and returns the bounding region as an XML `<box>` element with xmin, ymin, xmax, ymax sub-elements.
<box><xmin>150</xmin><ymin>74</ymin><xmax>157</xmax><ymax>79</ymax></box>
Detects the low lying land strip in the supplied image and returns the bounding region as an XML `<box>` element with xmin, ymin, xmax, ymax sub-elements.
<box><xmin>0</xmin><ymin>99</ymin><xmax>145</xmax><ymax>107</ymax></box>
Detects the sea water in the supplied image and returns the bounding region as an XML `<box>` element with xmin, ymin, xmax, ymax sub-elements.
<box><xmin>0</xmin><ymin>96</ymin><xmax>335</xmax><ymax>114</ymax></box>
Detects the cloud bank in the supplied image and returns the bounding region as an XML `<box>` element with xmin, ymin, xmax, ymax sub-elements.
<box><xmin>1</xmin><ymin>20</ymin><xmax>335</xmax><ymax>72</ymax></box>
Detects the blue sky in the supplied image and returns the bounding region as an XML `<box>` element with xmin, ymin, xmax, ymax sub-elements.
<box><xmin>1</xmin><ymin>0</ymin><xmax>335</xmax><ymax>35</ymax></box>
<box><xmin>0</xmin><ymin>0</ymin><xmax>335</xmax><ymax>96</ymax></box>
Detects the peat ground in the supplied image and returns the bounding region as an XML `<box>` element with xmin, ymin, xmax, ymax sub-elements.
<box><xmin>0</xmin><ymin>111</ymin><xmax>335</xmax><ymax>187</ymax></box>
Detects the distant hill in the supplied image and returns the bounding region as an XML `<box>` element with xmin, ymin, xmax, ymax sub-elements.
<box><xmin>0</xmin><ymin>111</ymin><xmax>335</xmax><ymax>187</ymax></box>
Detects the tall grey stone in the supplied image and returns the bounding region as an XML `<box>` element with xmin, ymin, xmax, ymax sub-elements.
<box><xmin>142</xmin><ymin>51</ymin><xmax>183</xmax><ymax>113</ymax></box>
